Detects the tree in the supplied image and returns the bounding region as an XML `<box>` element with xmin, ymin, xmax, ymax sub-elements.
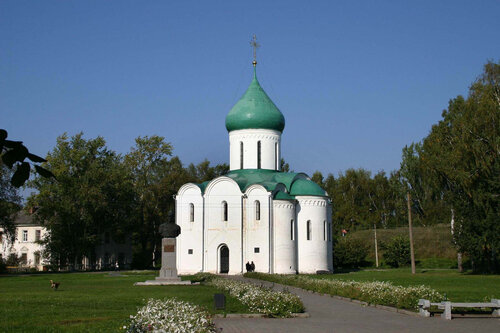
<box><xmin>186</xmin><ymin>159</ymin><xmax>229</xmax><ymax>183</ymax></box>
<box><xmin>368</xmin><ymin>171</ymin><xmax>396</xmax><ymax>228</ymax></box>
<box><xmin>28</xmin><ymin>133</ymin><xmax>135</xmax><ymax>269</ymax></box>
<box><xmin>400</xmin><ymin>144</ymin><xmax>450</xmax><ymax>226</ymax></box>
<box><xmin>0</xmin><ymin>129</ymin><xmax>54</xmax><ymax>187</ymax></box>
<box><xmin>329</xmin><ymin>168</ymin><xmax>373</xmax><ymax>232</ymax></box>
<box><xmin>280</xmin><ymin>158</ymin><xmax>291</xmax><ymax>172</ymax></box>
<box><xmin>0</xmin><ymin>163</ymin><xmax>21</xmax><ymax>240</ymax></box>
<box><xmin>419</xmin><ymin>61</ymin><xmax>500</xmax><ymax>272</ymax></box>
<box><xmin>124</xmin><ymin>135</ymin><xmax>173</xmax><ymax>268</ymax></box>
<box><xmin>311</xmin><ymin>171</ymin><xmax>324</xmax><ymax>187</ymax></box>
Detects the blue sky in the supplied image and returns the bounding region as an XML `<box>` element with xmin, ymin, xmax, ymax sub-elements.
<box><xmin>2</xmin><ymin>1</ymin><xmax>499</xmax><ymax>183</ymax></box>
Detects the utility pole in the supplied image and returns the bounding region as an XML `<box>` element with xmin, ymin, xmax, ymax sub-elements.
<box><xmin>374</xmin><ymin>223</ymin><xmax>379</xmax><ymax>268</ymax></box>
<box><xmin>407</xmin><ymin>192</ymin><xmax>416</xmax><ymax>274</ymax></box>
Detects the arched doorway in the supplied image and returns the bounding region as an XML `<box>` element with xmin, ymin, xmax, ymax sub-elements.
<box><xmin>219</xmin><ymin>245</ymin><xmax>229</xmax><ymax>274</ymax></box>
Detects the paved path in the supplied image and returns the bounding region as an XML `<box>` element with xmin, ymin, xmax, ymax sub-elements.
<box><xmin>213</xmin><ymin>276</ymin><xmax>499</xmax><ymax>333</ymax></box>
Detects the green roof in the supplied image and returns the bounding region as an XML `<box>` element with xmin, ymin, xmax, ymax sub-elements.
<box><xmin>289</xmin><ymin>178</ymin><xmax>328</xmax><ymax>197</ymax></box>
<box><xmin>225</xmin><ymin>68</ymin><xmax>285</xmax><ymax>132</ymax></box>
<box><xmin>193</xmin><ymin>169</ymin><xmax>328</xmax><ymax>197</ymax></box>
<box><xmin>273</xmin><ymin>191</ymin><xmax>295</xmax><ymax>200</ymax></box>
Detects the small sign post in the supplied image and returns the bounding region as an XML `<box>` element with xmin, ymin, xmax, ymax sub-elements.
<box><xmin>214</xmin><ymin>293</ymin><xmax>226</xmax><ymax>310</ymax></box>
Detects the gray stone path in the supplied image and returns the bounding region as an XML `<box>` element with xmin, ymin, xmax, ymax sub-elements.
<box><xmin>213</xmin><ymin>276</ymin><xmax>499</xmax><ymax>333</ymax></box>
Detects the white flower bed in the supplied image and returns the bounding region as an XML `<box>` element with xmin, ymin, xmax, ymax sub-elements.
<box><xmin>252</xmin><ymin>274</ymin><xmax>443</xmax><ymax>309</ymax></box>
<box><xmin>207</xmin><ymin>277</ymin><xmax>303</xmax><ymax>317</ymax></box>
<box><xmin>126</xmin><ymin>298</ymin><xmax>216</xmax><ymax>333</ymax></box>
<box><xmin>294</xmin><ymin>276</ymin><xmax>443</xmax><ymax>308</ymax></box>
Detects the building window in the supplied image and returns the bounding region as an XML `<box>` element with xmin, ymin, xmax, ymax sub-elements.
<box><xmin>35</xmin><ymin>230</ymin><xmax>41</xmax><ymax>241</ymax></box>
<box><xmin>222</xmin><ymin>201</ymin><xmax>228</xmax><ymax>221</ymax></box>
<box><xmin>324</xmin><ymin>220</ymin><xmax>327</xmax><ymax>241</ymax></box>
<box><xmin>34</xmin><ymin>253</ymin><xmax>40</xmax><ymax>265</ymax></box>
<box><xmin>0</xmin><ymin>231</ymin><xmax>3</xmax><ymax>244</ymax></box>
<box><xmin>328</xmin><ymin>223</ymin><xmax>331</xmax><ymax>241</ymax></box>
<box><xmin>189</xmin><ymin>203</ymin><xmax>194</xmax><ymax>222</ymax></box>
<box><xmin>255</xmin><ymin>200</ymin><xmax>260</xmax><ymax>220</ymax></box>
<box><xmin>105</xmin><ymin>232</ymin><xmax>110</xmax><ymax>244</ymax></box>
<box><xmin>307</xmin><ymin>220</ymin><xmax>311</xmax><ymax>240</ymax></box>
<box><xmin>254</xmin><ymin>247</ymin><xmax>260</xmax><ymax>253</ymax></box>
<box><xmin>291</xmin><ymin>220</ymin><xmax>294</xmax><ymax>240</ymax></box>
<box><xmin>240</xmin><ymin>142</ymin><xmax>244</xmax><ymax>169</ymax></box>
<box><xmin>257</xmin><ymin>141</ymin><xmax>261</xmax><ymax>169</ymax></box>
<box><xmin>188</xmin><ymin>249</ymin><xmax>193</xmax><ymax>254</ymax></box>
<box><xmin>20</xmin><ymin>253</ymin><xmax>28</xmax><ymax>265</ymax></box>
<box><xmin>22</xmin><ymin>230</ymin><xmax>28</xmax><ymax>242</ymax></box>
<box><xmin>275</xmin><ymin>142</ymin><xmax>278</xmax><ymax>170</ymax></box>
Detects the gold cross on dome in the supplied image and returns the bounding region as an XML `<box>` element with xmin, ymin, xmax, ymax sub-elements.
<box><xmin>250</xmin><ymin>34</ymin><xmax>260</xmax><ymax>66</ymax></box>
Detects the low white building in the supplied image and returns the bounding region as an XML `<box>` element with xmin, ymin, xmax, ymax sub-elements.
<box><xmin>0</xmin><ymin>211</ymin><xmax>48</xmax><ymax>270</ymax></box>
<box><xmin>175</xmin><ymin>65</ymin><xmax>333</xmax><ymax>275</ymax></box>
<box><xmin>0</xmin><ymin>211</ymin><xmax>133</xmax><ymax>271</ymax></box>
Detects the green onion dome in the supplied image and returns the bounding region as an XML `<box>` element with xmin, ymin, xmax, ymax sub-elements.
<box><xmin>226</xmin><ymin>69</ymin><xmax>285</xmax><ymax>132</ymax></box>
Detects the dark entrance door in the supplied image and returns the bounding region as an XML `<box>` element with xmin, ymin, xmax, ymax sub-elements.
<box><xmin>220</xmin><ymin>245</ymin><xmax>229</xmax><ymax>273</ymax></box>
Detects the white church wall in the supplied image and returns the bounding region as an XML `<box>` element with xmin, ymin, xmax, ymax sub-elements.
<box><xmin>229</xmin><ymin>129</ymin><xmax>281</xmax><ymax>171</ymax></box>
<box><xmin>203</xmin><ymin>177</ymin><xmax>243</xmax><ymax>274</ymax></box>
<box><xmin>273</xmin><ymin>200</ymin><xmax>297</xmax><ymax>274</ymax></box>
<box><xmin>327</xmin><ymin>203</ymin><xmax>333</xmax><ymax>272</ymax></box>
<box><xmin>176</xmin><ymin>184</ymin><xmax>204</xmax><ymax>275</ymax></box>
<box><xmin>244</xmin><ymin>185</ymin><xmax>270</xmax><ymax>273</ymax></box>
<box><xmin>296</xmin><ymin>196</ymin><xmax>331</xmax><ymax>273</ymax></box>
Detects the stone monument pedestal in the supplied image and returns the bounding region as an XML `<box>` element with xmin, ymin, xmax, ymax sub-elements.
<box><xmin>135</xmin><ymin>238</ymin><xmax>192</xmax><ymax>286</ymax></box>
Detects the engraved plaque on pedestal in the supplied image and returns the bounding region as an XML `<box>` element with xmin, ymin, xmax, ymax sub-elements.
<box><xmin>157</xmin><ymin>238</ymin><xmax>179</xmax><ymax>280</ymax></box>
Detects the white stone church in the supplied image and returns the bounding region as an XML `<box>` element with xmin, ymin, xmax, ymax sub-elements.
<box><xmin>175</xmin><ymin>65</ymin><xmax>333</xmax><ymax>275</ymax></box>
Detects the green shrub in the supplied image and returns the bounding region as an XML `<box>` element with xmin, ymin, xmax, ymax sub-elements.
<box><xmin>383</xmin><ymin>236</ymin><xmax>411</xmax><ymax>268</ymax></box>
<box><xmin>333</xmin><ymin>237</ymin><xmax>369</xmax><ymax>268</ymax></box>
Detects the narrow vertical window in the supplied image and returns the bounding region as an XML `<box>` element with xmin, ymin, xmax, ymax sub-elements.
<box><xmin>189</xmin><ymin>203</ymin><xmax>194</xmax><ymax>222</ymax></box>
<box><xmin>328</xmin><ymin>222</ymin><xmax>331</xmax><ymax>241</ymax></box>
<box><xmin>35</xmin><ymin>230</ymin><xmax>41</xmax><ymax>241</ymax></box>
<box><xmin>291</xmin><ymin>220</ymin><xmax>294</xmax><ymax>240</ymax></box>
<box><xmin>22</xmin><ymin>230</ymin><xmax>28</xmax><ymax>242</ymax></box>
<box><xmin>240</xmin><ymin>142</ymin><xmax>244</xmax><ymax>169</ymax></box>
<box><xmin>257</xmin><ymin>141</ymin><xmax>261</xmax><ymax>169</ymax></box>
<box><xmin>307</xmin><ymin>220</ymin><xmax>311</xmax><ymax>240</ymax></box>
<box><xmin>222</xmin><ymin>201</ymin><xmax>228</xmax><ymax>221</ymax></box>
<box><xmin>275</xmin><ymin>142</ymin><xmax>278</xmax><ymax>170</ymax></box>
<box><xmin>255</xmin><ymin>200</ymin><xmax>260</xmax><ymax>220</ymax></box>
<box><xmin>324</xmin><ymin>220</ymin><xmax>327</xmax><ymax>241</ymax></box>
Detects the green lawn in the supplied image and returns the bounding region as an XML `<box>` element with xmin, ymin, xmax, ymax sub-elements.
<box><xmin>0</xmin><ymin>271</ymin><xmax>251</xmax><ymax>332</ymax></box>
<box><xmin>309</xmin><ymin>269</ymin><xmax>499</xmax><ymax>302</ymax></box>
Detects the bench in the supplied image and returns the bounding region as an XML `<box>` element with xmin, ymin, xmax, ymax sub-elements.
<box><xmin>418</xmin><ymin>299</ymin><xmax>500</xmax><ymax>320</ymax></box>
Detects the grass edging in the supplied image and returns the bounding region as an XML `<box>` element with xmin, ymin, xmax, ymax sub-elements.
<box><xmin>213</xmin><ymin>312</ymin><xmax>310</xmax><ymax>318</ymax></box>
<box><xmin>329</xmin><ymin>295</ymin><xmax>420</xmax><ymax>317</ymax></box>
